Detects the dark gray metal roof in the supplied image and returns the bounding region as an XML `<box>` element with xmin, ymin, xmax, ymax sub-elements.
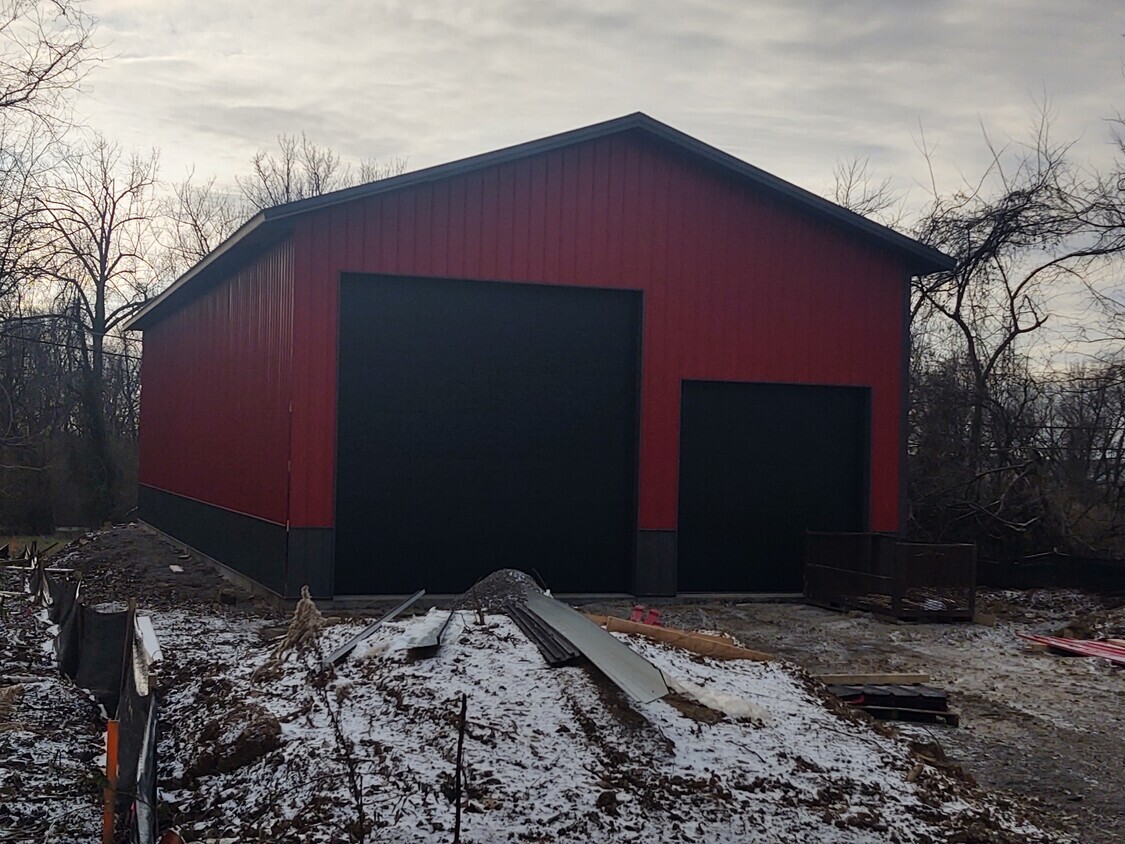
<box><xmin>126</xmin><ymin>113</ymin><xmax>953</xmax><ymax>330</ymax></box>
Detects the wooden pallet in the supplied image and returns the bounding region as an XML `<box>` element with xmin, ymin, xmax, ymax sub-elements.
<box><xmin>817</xmin><ymin>673</ymin><xmax>929</xmax><ymax>685</ymax></box>
<box><xmin>858</xmin><ymin>705</ymin><xmax>960</xmax><ymax>727</ymax></box>
<box><xmin>827</xmin><ymin>682</ymin><xmax>959</xmax><ymax>726</ymax></box>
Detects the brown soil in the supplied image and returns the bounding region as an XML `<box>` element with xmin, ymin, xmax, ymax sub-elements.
<box><xmin>53</xmin><ymin>523</ymin><xmax>264</xmax><ymax>611</ymax></box>
<box><xmin>21</xmin><ymin>525</ymin><xmax>1122</xmax><ymax>843</ymax></box>
<box><xmin>587</xmin><ymin>596</ymin><xmax>1124</xmax><ymax>844</ymax></box>
<box><xmin>187</xmin><ymin>700</ymin><xmax>282</xmax><ymax>778</ymax></box>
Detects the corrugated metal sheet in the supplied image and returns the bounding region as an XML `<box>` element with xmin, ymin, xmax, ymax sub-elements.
<box><xmin>288</xmin><ymin>131</ymin><xmax>908</xmax><ymax>532</ymax></box>
<box><xmin>138</xmin><ymin>238</ymin><xmax>294</xmax><ymax>523</ymax></box>
<box><xmin>525</xmin><ymin>589</ymin><xmax>669</xmax><ymax>703</ymax></box>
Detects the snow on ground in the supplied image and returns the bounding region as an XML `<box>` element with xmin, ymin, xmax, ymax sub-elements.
<box><xmin>0</xmin><ymin>569</ymin><xmax>103</xmax><ymax>843</ymax></box>
<box><xmin>153</xmin><ymin>607</ymin><xmax>1063</xmax><ymax>843</ymax></box>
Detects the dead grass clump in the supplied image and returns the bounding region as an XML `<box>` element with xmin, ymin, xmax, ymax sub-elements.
<box><xmin>252</xmin><ymin>586</ymin><xmax>324</xmax><ymax>682</ymax></box>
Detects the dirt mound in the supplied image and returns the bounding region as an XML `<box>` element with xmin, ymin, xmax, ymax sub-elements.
<box><xmin>1054</xmin><ymin>601</ymin><xmax>1125</xmax><ymax>639</ymax></box>
<box><xmin>151</xmin><ymin>607</ymin><xmax>1062</xmax><ymax>843</ymax></box>
<box><xmin>50</xmin><ymin>524</ymin><xmax>261</xmax><ymax>611</ymax></box>
<box><xmin>463</xmin><ymin>568</ymin><xmax>540</xmax><ymax>610</ymax></box>
<box><xmin>188</xmin><ymin>701</ymin><xmax>281</xmax><ymax>778</ymax></box>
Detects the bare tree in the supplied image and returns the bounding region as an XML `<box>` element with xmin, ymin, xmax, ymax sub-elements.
<box><xmin>912</xmin><ymin>111</ymin><xmax>1108</xmax><ymax>471</ymax></box>
<box><xmin>238</xmin><ymin>132</ymin><xmax>346</xmax><ymax>209</ymax></box>
<box><xmin>0</xmin><ymin>0</ymin><xmax>94</xmax><ymax>123</ymax></box>
<box><xmin>1069</xmin><ymin>115</ymin><xmax>1125</xmax><ymax>347</ymax></box>
<box><xmin>829</xmin><ymin>155</ymin><xmax>906</xmax><ymax>228</ymax></box>
<box><xmin>358</xmin><ymin>154</ymin><xmax>409</xmax><ymax>185</ymax></box>
<box><xmin>30</xmin><ymin>133</ymin><xmax>158</xmax><ymax>520</ymax></box>
<box><xmin>1052</xmin><ymin>364</ymin><xmax>1125</xmax><ymax>550</ymax></box>
<box><xmin>901</xmin><ymin>106</ymin><xmax>1125</xmax><ymax>559</ymax></box>
<box><xmin>0</xmin><ymin>123</ymin><xmax>49</xmax><ymax>301</ymax></box>
<box><xmin>38</xmin><ymin>133</ymin><xmax>159</xmax><ymax>381</ymax></box>
<box><xmin>1</xmin><ymin>0</ymin><xmax>94</xmax><ymax>302</ymax></box>
<box><xmin>162</xmin><ymin>168</ymin><xmax>247</xmax><ymax>275</ymax></box>
<box><xmin>238</xmin><ymin>132</ymin><xmax>407</xmax><ymax>210</ymax></box>
<box><xmin>0</xmin><ymin>1</ymin><xmax>101</xmax><ymax>528</ymax></box>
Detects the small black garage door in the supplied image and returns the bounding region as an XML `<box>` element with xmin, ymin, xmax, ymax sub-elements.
<box><xmin>677</xmin><ymin>381</ymin><xmax>869</xmax><ymax>592</ymax></box>
<box><xmin>334</xmin><ymin>274</ymin><xmax>641</xmax><ymax>594</ymax></box>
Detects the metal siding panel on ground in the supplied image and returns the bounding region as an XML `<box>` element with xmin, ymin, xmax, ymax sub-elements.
<box><xmin>506</xmin><ymin>603</ymin><xmax>580</xmax><ymax>665</ymax></box>
<box><xmin>321</xmin><ymin>590</ymin><xmax>424</xmax><ymax>669</ymax></box>
<box><xmin>524</xmin><ymin>590</ymin><xmax>668</xmax><ymax>703</ymax></box>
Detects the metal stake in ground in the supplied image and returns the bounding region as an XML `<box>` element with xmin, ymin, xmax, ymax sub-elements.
<box><xmin>454</xmin><ymin>693</ymin><xmax>467</xmax><ymax>844</ymax></box>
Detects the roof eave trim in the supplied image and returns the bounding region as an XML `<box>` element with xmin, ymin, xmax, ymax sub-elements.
<box><xmin>260</xmin><ymin>112</ymin><xmax>953</xmax><ymax>274</ymax></box>
<box><xmin>127</xmin><ymin>112</ymin><xmax>954</xmax><ymax>331</ymax></box>
<box><xmin>635</xmin><ymin>120</ymin><xmax>955</xmax><ymax>273</ymax></box>
<box><xmin>124</xmin><ymin>211</ymin><xmax>268</xmax><ymax>331</ymax></box>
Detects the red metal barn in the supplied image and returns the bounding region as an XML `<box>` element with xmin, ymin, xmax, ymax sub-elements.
<box><xmin>126</xmin><ymin>114</ymin><xmax>951</xmax><ymax>599</ymax></box>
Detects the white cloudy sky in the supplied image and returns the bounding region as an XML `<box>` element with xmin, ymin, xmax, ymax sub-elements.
<box><xmin>78</xmin><ymin>0</ymin><xmax>1123</xmax><ymax>212</ymax></box>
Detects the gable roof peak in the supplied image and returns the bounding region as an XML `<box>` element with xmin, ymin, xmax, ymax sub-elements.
<box><xmin>126</xmin><ymin>113</ymin><xmax>951</xmax><ymax>330</ymax></box>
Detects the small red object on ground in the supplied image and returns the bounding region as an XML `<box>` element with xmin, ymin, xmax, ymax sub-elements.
<box><xmin>644</xmin><ymin>608</ymin><xmax>662</xmax><ymax>626</ymax></box>
<box><xmin>630</xmin><ymin>605</ymin><xmax>645</xmax><ymax>622</ymax></box>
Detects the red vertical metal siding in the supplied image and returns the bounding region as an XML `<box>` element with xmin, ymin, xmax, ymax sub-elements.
<box><xmin>288</xmin><ymin>134</ymin><xmax>909</xmax><ymax>533</ymax></box>
<box><xmin>139</xmin><ymin>239</ymin><xmax>294</xmax><ymax>523</ymax></box>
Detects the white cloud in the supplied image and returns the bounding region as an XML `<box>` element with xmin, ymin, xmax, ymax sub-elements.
<box><xmin>75</xmin><ymin>0</ymin><xmax>1125</xmax><ymax>210</ymax></box>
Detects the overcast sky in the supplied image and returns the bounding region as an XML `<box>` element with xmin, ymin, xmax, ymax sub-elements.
<box><xmin>78</xmin><ymin>0</ymin><xmax>1124</xmax><ymax>214</ymax></box>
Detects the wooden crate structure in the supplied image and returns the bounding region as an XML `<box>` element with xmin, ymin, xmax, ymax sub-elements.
<box><xmin>804</xmin><ymin>532</ymin><xmax>976</xmax><ymax>621</ymax></box>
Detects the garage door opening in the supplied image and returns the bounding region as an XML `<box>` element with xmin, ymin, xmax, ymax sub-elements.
<box><xmin>677</xmin><ymin>381</ymin><xmax>869</xmax><ymax>592</ymax></box>
<box><xmin>334</xmin><ymin>274</ymin><xmax>642</xmax><ymax>594</ymax></box>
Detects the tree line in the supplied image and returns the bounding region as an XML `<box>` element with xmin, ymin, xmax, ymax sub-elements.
<box><xmin>0</xmin><ymin>1</ymin><xmax>404</xmax><ymax>529</ymax></box>
<box><xmin>4</xmin><ymin>1</ymin><xmax>1125</xmax><ymax>566</ymax></box>
<box><xmin>835</xmin><ymin>110</ymin><xmax>1125</xmax><ymax>560</ymax></box>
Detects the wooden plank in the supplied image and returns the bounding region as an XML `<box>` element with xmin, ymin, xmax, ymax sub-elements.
<box><xmin>583</xmin><ymin>613</ymin><xmax>772</xmax><ymax>661</ymax></box>
<box><xmin>853</xmin><ymin>704</ymin><xmax>960</xmax><ymax>727</ymax></box>
<box><xmin>816</xmin><ymin>672</ymin><xmax>929</xmax><ymax>685</ymax></box>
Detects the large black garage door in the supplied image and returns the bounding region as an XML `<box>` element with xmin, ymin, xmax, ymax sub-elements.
<box><xmin>335</xmin><ymin>274</ymin><xmax>641</xmax><ymax>594</ymax></box>
<box><xmin>677</xmin><ymin>381</ymin><xmax>869</xmax><ymax>592</ymax></box>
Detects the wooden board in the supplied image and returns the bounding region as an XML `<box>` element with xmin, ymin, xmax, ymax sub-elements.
<box><xmin>855</xmin><ymin>705</ymin><xmax>960</xmax><ymax>727</ymax></box>
<box><xmin>582</xmin><ymin>613</ymin><xmax>772</xmax><ymax>661</ymax></box>
<box><xmin>816</xmin><ymin>672</ymin><xmax>929</xmax><ymax>685</ymax></box>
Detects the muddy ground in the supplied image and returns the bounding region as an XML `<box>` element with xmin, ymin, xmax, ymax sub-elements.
<box><xmin>7</xmin><ymin>525</ymin><xmax>1123</xmax><ymax>842</ymax></box>
<box><xmin>0</xmin><ymin>526</ymin><xmax>270</xmax><ymax>842</ymax></box>
<box><xmin>586</xmin><ymin>595</ymin><xmax>1125</xmax><ymax>844</ymax></box>
<box><xmin>0</xmin><ymin>562</ymin><xmax>103</xmax><ymax>843</ymax></box>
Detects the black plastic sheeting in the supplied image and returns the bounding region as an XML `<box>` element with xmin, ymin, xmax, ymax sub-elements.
<box><xmin>51</xmin><ymin>579</ymin><xmax>83</xmax><ymax>681</ymax></box>
<box><xmin>116</xmin><ymin>626</ymin><xmax>145</xmax><ymax>803</ymax></box>
<box><xmin>129</xmin><ymin>697</ymin><xmax>158</xmax><ymax>844</ymax></box>
<box><xmin>46</xmin><ymin>577</ymin><xmax>79</xmax><ymax>625</ymax></box>
<box><xmin>31</xmin><ymin>561</ymin><xmax>158</xmax><ymax>844</ymax></box>
<box><xmin>119</xmin><ymin>636</ymin><xmax>158</xmax><ymax>843</ymax></box>
<box><xmin>73</xmin><ymin>608</ymin><xmax>131</xmax><ymax>715</ymax></box>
